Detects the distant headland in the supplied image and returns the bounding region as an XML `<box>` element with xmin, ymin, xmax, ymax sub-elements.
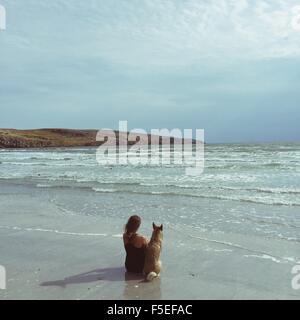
<box><xmin>0</xmin><ymin>129</ymin><xmax>198</xmax><ymax>148</ymax></box>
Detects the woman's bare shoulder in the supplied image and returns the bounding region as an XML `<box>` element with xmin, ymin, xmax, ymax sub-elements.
<box><xmin>135</xmin><ymin>234</ymin><xmax>148</xmax><ymax>246</ymax></box>
<box><xmin>123</xmin><ymin>233</ymin><xmax>148</xmax><ymax>247</ymax></box>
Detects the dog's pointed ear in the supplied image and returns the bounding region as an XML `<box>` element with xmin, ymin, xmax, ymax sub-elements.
<box><xmin>159</xmin><ymin>224</ymin><xmax>163</xmax><ymax>231</ymax></box>
<box><xmin>153</xmin><ymin>222</ymin><xmax>156</xmax><ymax>229</ymax></box>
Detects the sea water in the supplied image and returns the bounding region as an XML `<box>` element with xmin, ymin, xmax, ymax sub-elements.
<box><xmin>0</xmin><ymin>143</ymin><xmax>300</xmax><ymax>256</ymax></box>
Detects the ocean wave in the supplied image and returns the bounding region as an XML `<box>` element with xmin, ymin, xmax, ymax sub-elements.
<box><xmin>36</xmin><ymin>183</ymin><xmax>56</xmax><ymax>188</ymax></box>
<box><xmin>113</xmin><ymin>182</ymin><xmax>300</xmax><ymax>196</ymax></box>
<box><xmin>9</xmin><ymin>179</ymin><xmax>300</xmax><ymax>207</ymax></box>
<box><xmin>142</xmin><ymin>184</ymin><xmax>300</xmax><ymax>196</ymax></box>
<box><xmin>89</xmin><ymin>188</ymin><xmax>300</xmax><ymax>207</ymax></box>
<box><xmin>206</xmin><ymin>162</ymin><xmax>299</xmax><ymax>170</ymax></box>
<box><xmin>92</xmin><ymin>188</ymin><xmax>118</xmax><ymax>193</ymax></box>
<box><xmin>1</xmin><ymin>162</ymin><xmax>49</xmax><ymax>166</ymax></box>
<box><xmin>277</xmin><ymin>235</ymin><xmax>300</xmax><ymax>243</ymax></box>
<box><xmin>0</xmin><ymin>161</ymin><xmax>94</xmax><ymax>167</ymax></box>
<box><xmin>2</xmin><ymin>174</ymin><xmax>300</xmax><ymax>207</ymax></box>
<box><xmin>30</xmin><ymin>157</ymin><xmax>73</xmax><ymax>161</ymax></box>
<box><xmin>222</xmin><ymin>186</ymin><xmax>300</xmax><ymax>195</ymax></box>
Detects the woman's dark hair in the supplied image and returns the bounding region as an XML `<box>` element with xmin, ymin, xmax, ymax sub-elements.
<box><xmin>125</xmin><ymin>215</ymin><xmax>141</xmax><ymax>235</ymax></box>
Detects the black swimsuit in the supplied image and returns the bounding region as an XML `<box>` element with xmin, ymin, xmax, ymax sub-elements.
<box><xmin>125</xmin><ymin>234</ymin><xmax>146</xmax><ymax>273</ymax></box>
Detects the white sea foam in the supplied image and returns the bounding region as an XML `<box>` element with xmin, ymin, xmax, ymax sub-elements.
<box><xmin>36</xmin><ymin>184</ymin><xmax>55</xmax><ymax>188</ymax></box>
<box><xmin>243</xmin><ymin>254</ymin><xmax>281</xmax><ymax>264</ymax></box>
<box><xmin>0</xmin><ymin>225</ymin><xmax>108</xmax><ymax>237</ymax></box>
<box><xmin>92</xmin><ymin>188</ymin><xmax>118</xmax><ymax>193</ymax></box>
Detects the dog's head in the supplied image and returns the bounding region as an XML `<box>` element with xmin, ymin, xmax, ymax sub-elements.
<box><xmin>151</xmin><ymin>222</ymin><xmax>163</xmax><ymax>241</ymax></box>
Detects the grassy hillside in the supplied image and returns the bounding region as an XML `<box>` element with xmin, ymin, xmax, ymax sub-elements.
<box><xmin>0</xmin><ymin>129</ymin><xmax>100</xmax><ymax>148</ymax></box>
<box><xmin>0</xmin><ymin>129</ymin><xmax>194</xmax><ymax>148</ymax></box>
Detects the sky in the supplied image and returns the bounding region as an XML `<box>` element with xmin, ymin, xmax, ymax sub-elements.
<box><xmin>0</xmin><ymin>0</ymin><xmax>300</xmax><ymax>143</ymax></box>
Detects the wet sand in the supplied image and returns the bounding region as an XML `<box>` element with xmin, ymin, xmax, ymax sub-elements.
<box><xmin>0</xmin><ymin>182</ymin><xmax>299</xmax><ymax>300</ymax></box>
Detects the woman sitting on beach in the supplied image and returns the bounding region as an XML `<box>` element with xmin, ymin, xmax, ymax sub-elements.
<box><xmin>123</xmin><ymin>215</ymin><xmax>148</xmax><ymax>273</ymax></box>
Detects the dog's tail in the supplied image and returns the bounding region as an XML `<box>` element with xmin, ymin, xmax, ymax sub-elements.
<box><xmin>146</xmin><ymin>271</ymin><xmax>158</xmax><ymax>281</ymax></box>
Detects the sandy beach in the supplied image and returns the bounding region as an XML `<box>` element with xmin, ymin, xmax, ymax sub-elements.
<box><xmin>0</xmin><ymin>180</ymin><xmax>299</xmax><ymax>300</ymax></box>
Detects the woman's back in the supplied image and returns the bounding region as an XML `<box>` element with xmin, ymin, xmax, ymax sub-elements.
<box><xmin>123</xmin><ymin>233</ymin><xmax>147</xmax><ymax>273</ymax></box>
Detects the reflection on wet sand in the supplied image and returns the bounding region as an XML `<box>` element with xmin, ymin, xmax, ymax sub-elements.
<box><xmin>123</xmin><ymin>272</ymin><xmax>162</xmax><ymax>300</ymax></box>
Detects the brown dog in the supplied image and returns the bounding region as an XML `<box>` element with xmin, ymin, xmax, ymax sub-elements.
<box><xmin>143</xmin><ymin>223</ymin><xmax>163</xmax><ymax>281</ymax></box>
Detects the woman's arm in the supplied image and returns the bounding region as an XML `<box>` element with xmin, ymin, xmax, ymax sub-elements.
<box><xmin>123</xmin><ymin>233</ymin><xmax>129</xmax><ymax>247</ymax></box>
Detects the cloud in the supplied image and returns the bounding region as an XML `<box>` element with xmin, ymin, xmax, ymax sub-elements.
<box><xmin>2</xmin><ymin>0</ymin><xmax>300</xmax><ymax>68</ymax></box>
<box><xmin>91</xmin><ymin>0</ymin><xmax>300</xmax><ymax>65</ymax></box>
